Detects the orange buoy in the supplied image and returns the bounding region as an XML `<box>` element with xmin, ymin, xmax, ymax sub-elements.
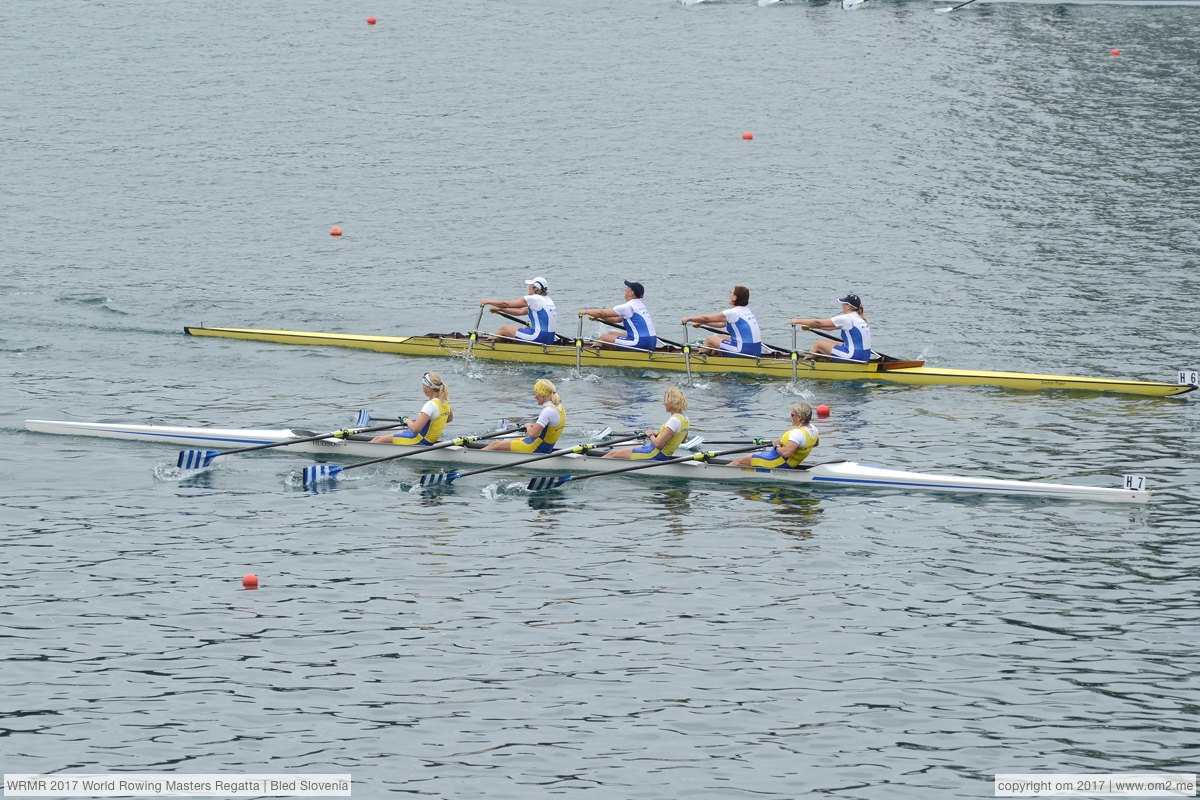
<box><xmin>330</xmin><ymin>226</ymin><xmax>342</xmax><ymax>236</ymax></box>
<box><xmin>816</xmin><ymin>404</ymin><xmax>831</xmax><ymax>417</ymax></box>
<box><xmin>1110</xmin><ymin>49</ymin><xmax>1120</xmax><ymax>55</ymax></box>
<box><xmin>742</xmin><ymin>131</ymin><xmax>754</xmax><ymax>140</ymax></box>
<box><xmin>242</xmin><ymin>573</ymin><xmax>259</xmax><ymax>589</ymax></box>
<box><xmin>367</xmin><ymin>17</ymin><xmax>377</xmax><ymax>24</ymax></box>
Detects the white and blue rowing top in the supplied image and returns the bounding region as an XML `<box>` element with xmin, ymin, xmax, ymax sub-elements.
<box><xmin>830</xmin><ymin>311</ymin><xmax>871</xmax><ymax>362</ymax></box>
<box><xmin>516</xmin><ymin>294</ymin><xmax>557</xmax><ymax>344</ymax></box>
<box><xmin>612</xmin><ymin>298</ymin><xmax>656</xmax><ymax>349</ymax></box>
<box><xmin>720</xmin><ymin>306</ymin><xmax>762</xmax><ymax>356</ymax></box>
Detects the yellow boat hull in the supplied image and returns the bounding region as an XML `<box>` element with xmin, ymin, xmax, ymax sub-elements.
<box><xmin>182</xmin><ymin>326</ymin><xmax>1196</xmax><ymax>398</ymax></box>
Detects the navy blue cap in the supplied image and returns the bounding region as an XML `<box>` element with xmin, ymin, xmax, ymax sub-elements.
<box><xmin>839</xmin><ymin>294</ymin><xmax>861</xmax><ymax>309</ymax></box>
<box><xmin>624</xmin><ymin>280</ymin><xmax>645</xmax><ymax>298</ymax></box>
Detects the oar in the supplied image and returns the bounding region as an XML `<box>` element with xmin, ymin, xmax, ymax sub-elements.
<box><xmin>357</xmin><ymin>409</ymin><xmax>524</xmax><ymax>433</ymax></box>
<box><xmin>419</xmin><ymin>429</ymin><xmax>640</xmax><ymax>487</ymax></box>
<box><xmin>301</xmin><ymin>425</ymin><xmax>518</xmax><ymax>486</ymax></box>
<box><xmin>691</xmin><ymin>323</ymin><xmax>789</xmax><ymax>357</ymax></box>
<box><xmin>489</xmin><ymin>308</ymin><xmax>573</xmax><ymax>347</ymax></box>
<box><xmin>525</xmin><ymin>444</ymin><xmax>764</xmax><ymax>492</ymax></box>
<box><xmin>175</xmin><ymin>421</ymin><xmax>406</xmax><ymax>470</ymax></box>
<box><xmin>842</xmin><ymin>0</ymin><xmax>869</xmax><ymax>8</ymax></box>
<box><xmin>585</xmin><ymin>314</ymin><xmax>689</xmax><ymax>350</ymax></box>
<box><xmin>679</xmin><ymin>436</ymin><xmax>768</xmax><ymax>448</ymax></box>
<box><xmin>793</xmin><ymin>323</ymin><xmax>898</xmax><ymax>363</ymax></box>
<box><xmin>465</xmin><ymin>304</ymin><xmax>487</xmax><ymax>359</ymax></box>
<box><xmin>935</xmin><ymin>0</ymin><xmax>980</xmax><ymax>12</ymax></box>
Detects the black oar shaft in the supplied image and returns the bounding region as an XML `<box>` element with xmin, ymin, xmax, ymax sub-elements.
<box><xmin>216</xmin><ymin>422</ymin><xmax>403</xmax><ymax>457</ymax></box>
<box><xmin>694</xmin><ymin>323</ymin><xmax>789</xmax><ymax>356</ymax></box>
<box><xmin>586</xmin><ymin>315</ymin><xmax>687</xmax><ymax>350</ymax></box>
<box><xmin>563</xmin><ymin>443</ymin><xmax>763</xmax><ymax>484</ymax></box>
<box><xmin>337</xmin><ymin>429</ymin><xmax>513</xmax><ymax>473</ymax></box>
<box><xmin>451</xmin><ymin>433</ymin><xmax>642</xmax><ymax>481</ymax></box>
<box><xmin>793</xmin><ymin>323</ymin><xmax>896</xmax><ymax>363</ymax></box>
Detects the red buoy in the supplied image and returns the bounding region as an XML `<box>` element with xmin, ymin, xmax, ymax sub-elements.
<box><xmin>242</xmin><ymin>573</ymin><xmax>259</xmax><ymax>589</ymax></box>
<box><xmin>367</xmin><ymin>17</ymin><xmax>377</xmax><ymax>25</ymax></box>
<box><xmin>1110</xmin><ymin>49</ymin><xmax>1120</xmax><ymax>55</ymax></box>
<box><xmin>816</xmin><ymin>404</ymin><xmax>831</xmax><ymax>417</ymax></box>
<box><xmin>330</xmin><ymin>226</ymin><xmax>343</xmax><ymax>236</ymax></box>
<box><xmin>742</xmin><ymin>131</ymin><xmax>754</xmax><ymax>140</ymax></box>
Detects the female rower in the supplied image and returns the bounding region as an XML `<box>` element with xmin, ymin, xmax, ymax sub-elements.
<box><xmin>579</xmin><ymin>280</ymin><xmax>658</xmax><ymax>352</ymax></box>
<box><xmin>370</xmin><ymin>372</ymin><xmax>453</xmax><ymax>445</ymax></box>
<box><xmin>483</xmin><ymin>378</ymin><xmax>566</xmax><ymax>454</ymax></box>
<box><xmin>792</xmin><ymin>293</ymin><xmax>871</xmax><ymax>363</ymax></box>
<box><xmin>681</xmin><ymin>285</ymin><xmax>762</xmax><ymax>357</ymax></box>
<box><xmin>604</xmin><ymin>387</ymin><xmax>689</xmax><ymax>460</ymax></box>
<box><xmin>728</xmin><ymin>403</ymin><xmax>819</xmax><ymax>470</ymax></box>
<box><xmin>482</xmin><ymin>276</ymin><xmax>557</xmax><ymax>345</ymax></box>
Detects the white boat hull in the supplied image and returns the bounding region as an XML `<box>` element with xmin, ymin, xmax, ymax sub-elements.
<box><xmin>23</xmin><ymin>420</ymin><xmax>1151</xmax><ymax>503</ymax></box>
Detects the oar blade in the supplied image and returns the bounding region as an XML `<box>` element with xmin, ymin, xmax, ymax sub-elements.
<box><xmin>177</xmin><ymin>449</ymin><xmax>219</xmax><ymax>470</ymax></box>
<box><xmin>303</xmin><ymin>464</ymin><xmax>343</xmax><ymax>486</ymax></box>
<box><xmin>355</xmin><ymin>409</ymin><xmax>371</xmax><ymax>427</ymax></box>
<box><xmin>420</xmin><ymin>471</ymin><xmax>459</xmax><ymax>487</ymax></box>
<box><xmin>527</xmin><ymin>475</ymin><xmax>572</xmax><ymax>492</ymax></box>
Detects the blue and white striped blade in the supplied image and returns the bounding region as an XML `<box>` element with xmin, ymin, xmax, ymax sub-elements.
<box><xmin>527</xmin><ymin>475</ymin><xmax>572</xmax><ymax>492</ymax></box>
<box><xmin>177</xmin><ymin>449</ymin><xmax>220</xmax><ymax>470</ymax></box>
<box><xmin>355</xmin><ymin>409</ymin><xmax>371</xmax><ymax>427</ymax></box>
<box><xmin>420</xmin><ymin>472</ymin><xmax>459</xmax><ymax>487</ymax></box>
<box><xmin>303</xmin><ymin>464</ymin><xmax>343</xmax><ymax>485</ymax></box>
<box><xmin>681</xmin><ymin>435</ymin><xmax>705</xmax><ymax>450</ymax></box>
<box><xmin>595</xmin><ymin>426</ymin><xmax>613</xmax><ymax>440</ymax></box>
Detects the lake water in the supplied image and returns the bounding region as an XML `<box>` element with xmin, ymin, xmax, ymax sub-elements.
<box><xmin>2</xmin><ymin>0</ymin><xmax>1199</xmax><ymax>797</ymax></box>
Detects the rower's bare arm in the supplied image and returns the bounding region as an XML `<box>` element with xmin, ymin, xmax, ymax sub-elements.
<box><xmin>483</xmin><ymin>298</ymin><xmax>528</xmax><ymax>313</ymax></box>
<box><xmin>651</xmin><ymin>429</ymin><xmax>675</xmax><ymax>448</ymax></box>
<box><xmin>682</xmin><ymin>312</ymin><xmax>724</xmax><ymax>326</ymax></box>
<box><xmin>794</xmin><ymin>317</ymin><xmax>836</xmax><ymax>330</ymax></box>
<box><xmin>526</xmin><ymin>422</ymin><xmax>545</xmax><ymax>438</ymax></box>
<box><xmin>409</xmin><ymin>413</ymin><xmax>430</xmax><ymax>433</ymax></box>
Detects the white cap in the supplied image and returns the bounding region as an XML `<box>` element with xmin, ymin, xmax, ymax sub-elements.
<box><xmin>525</xmin><ymin>276</ymin><xmax>548</xmax><ymax>291</ymax></box>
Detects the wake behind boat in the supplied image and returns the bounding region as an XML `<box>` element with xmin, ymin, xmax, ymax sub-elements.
<box><xmin>182</xmin><ymin>325</ymin><xmax>1197</xmax><ymax>398</ymax></box>
<box><xmin>24</xmin><ymin>419</ymin><xmax>1152</xmax><ymax>503</ymax></box>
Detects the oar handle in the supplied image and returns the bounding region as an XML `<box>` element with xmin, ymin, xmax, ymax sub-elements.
<box><xmin>566</xmin><ymin>443</ymin><xmax>764</xmax><ymax>484</ymax></box>
<box><xmin>217</xmin><ymin>422</ymin><xmax>404</xmax><ymax>457</ymax></box>
<box><xmin>453</xmin><ymin>433</ymin><xmax>643</xmax><ymax>480</ymax></box>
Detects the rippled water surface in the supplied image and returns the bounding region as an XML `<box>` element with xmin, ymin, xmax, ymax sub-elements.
<box><xmin>3</xmin><ymin>0</ymin><xmax>1199</xmax><ymax>797</ymax></box>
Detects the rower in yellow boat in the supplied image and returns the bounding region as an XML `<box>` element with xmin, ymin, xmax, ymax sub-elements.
<box><xmin>578</xmin><ymin>280</ymin><xmax>658</xmax><ymax>352</ymax></box>
<box><xmin>481</xmin><ymin>276</ymin><xmax>557</xmax><ymax>345</ymax></box>
<box><xmin>681</xmin><ymin>285</ymin><xmax>762</xmax><ymax>356</ymax></box>
<box><xmin>728</xmin><ymin>403</ymin><xmax>819</xmax><ymax>469</ymax></box>
<box><xmin>483</xmin><ymin>378</ymin><xmax>566</xmax><ymax>454</ymax></box>
<box><xmin>792</xmin><ymin>293</ymin><xmax>871</xmax><ymax>363</ymax></box>
<box><xmin>604</xmin><ymin>387</ymin><xmax>689</xmax><ymax>460</ymax></box>
<box><xmin>370</xmin><ymin>372</ymin><xmax>454</xmax><ymax>445</ymax></box>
